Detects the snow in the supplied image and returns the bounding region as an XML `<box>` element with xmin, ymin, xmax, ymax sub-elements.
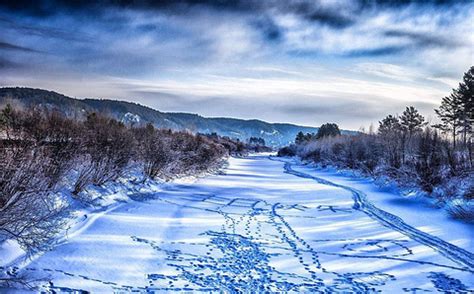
<box><xmin>121</xmin><ymin>112</ymin><xmax>141</xmax><ymax>125</ymax></box>
<box><xmin>0</xmin><ymin>240</ymin><xmax>24</xmax><ymax>267</ymax></box>
<box><xmin>289</xmin><ymin>161</ymin><xmax>474</xmax><ymax>253</ymax></box>
<box><xmin>1</xmin><ymin>154</ymin><xmax>473</xmax><ymax>292</ymax></box>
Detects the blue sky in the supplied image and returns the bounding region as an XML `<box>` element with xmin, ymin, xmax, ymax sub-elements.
<box><xmin>0</xmin><ymin>0</ymin><xmax>473</xmax><ymax>129</ymax></box>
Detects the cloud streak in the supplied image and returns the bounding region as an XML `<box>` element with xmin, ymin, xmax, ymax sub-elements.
<box><xmin>0</xmin><ymin>0</ymin><xmax>472</xmax><ymax>129</ymax></box>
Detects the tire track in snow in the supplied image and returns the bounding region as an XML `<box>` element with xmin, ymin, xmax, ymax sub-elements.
<box><xmin>273</xmin><ymin>157</ymin><xmax>474</xmax><ymax>270</ymax></box>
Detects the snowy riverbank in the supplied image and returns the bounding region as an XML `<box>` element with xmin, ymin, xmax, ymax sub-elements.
<box><xmin>0</xmin><ymin>160</ymin><xmax>225</xmax><ymax>277</ymax></box>
<box><xmin>1</xmin><ymin>154</ymin><xmax>473</xmax><ymax>292</ymax></box>
<box><xmin>287</xmin><ymin>159</ymin><xmax>473</xmax><ymax>253</ymax></box>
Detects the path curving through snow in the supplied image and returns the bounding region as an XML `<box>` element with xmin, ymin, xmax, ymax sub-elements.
<box><xmin>3</xmin><ymin>154</ymin><xmax>473</xmax><ymax>293</ymax></box>
<box><xmin>278</xmin><ymin>158</ymin><xmax>474</xmax><ymax>270</ymax></box>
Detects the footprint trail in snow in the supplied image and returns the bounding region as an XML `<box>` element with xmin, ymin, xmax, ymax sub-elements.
<box><xmin>4</xmin><ymin>155</ymin><xmax>473</xmax><ymax>293</ymax></box>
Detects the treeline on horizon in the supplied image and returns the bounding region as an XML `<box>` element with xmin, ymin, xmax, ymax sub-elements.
<box><xmin>279</xmin><ymin>66</ymin><xmax>474</xmax><ymax>222</ymax></box>
<box><xmin>0</xmin><ymin>105</ymin><xmax>270</xmax><ymax>258</ymax></box>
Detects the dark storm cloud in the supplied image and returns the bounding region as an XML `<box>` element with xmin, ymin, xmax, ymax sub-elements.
<box><xmin>305</xmin><ymin>10</ymin><xmax>353</xmax><ymax>28</ymax></box>
<box><xmin>1</xmin><ymin>0</ymin><xmax>468</xmax><ymax>16</ymax></box>
<box><xmin>345</xmin><ymin>46</ymin><xmax>408</xmax><ymax>58</ymax></box>
<box><xmin>357</xmin><ymin>0</ymin><xmax>471</xmax><ymax>8</ymax></box>
<box><xmin>289</xmin><ymin>2</ymin><xmax>355</xmax><ymax>28</ymax></box>
<box><xmin>345</xmin><ymin>28</ymin><xmax>465</xmax><ymax>58</ymax></box>
<box><xmin>251</xmin><ymin>17</ymin><xmax>283</xmax><ymax>42</ymax></box>
<box><xmin>0</xmin><ymin>0</ymin><xmax>259</xmax><ymax>17</ymax></box>
<box><xmin>0</xmin><ymin>57</ymin><xmax>22</xmax><ymax>69</ymax></box>
<box><xmin>0</xmin><ymin>17</ymin><xmax>89</xmax><ymax>42</ymax></box>
<box><xmin>0</xmin><ymin>41</ymin><xmax>41</xmax><ymax>53</ymax></box>
<box><xmin>0</xmin><ymin>0</ymin><xmax>390</xmax><ymax>29</ymax></box>
<box><xmin>0</xmin><ymin>0</ymin><xmax>472</xmax><ymax>128</ymax></box>
<box><xmin>384</xmin><ymin>29</ymin><xmax>461</xmax><ymax>48</ymax></box>
<box><xmin>1</xmin><ymin>0</ymin><xmax>470</xmax><ymax>42</ymax></box>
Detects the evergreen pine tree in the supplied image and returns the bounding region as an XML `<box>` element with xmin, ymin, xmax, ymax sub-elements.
<box><xmin>400</xmin><ymin>106</ymin><xmax>426</xmax><ymax>137</ymax></box>
<box><xmin>316</xmin><ymin>123</ymin><xmax>341</xmax><ymax>139</ymax></box>
<box><xmin>378</xmin><ymin>114</ymin><xmax>402</xmax><ymax>168</ymax></box>
<box><xmin>295</xmin><ymin>131</ymin><xmax>305</xmax><ymax>144</ymax></box>
<box><xmin>434</xmin><ymin>91</ymin><xmax>463</xmax><ymax>149</ymax></box>
<box><xmin>399</xmin><ymin>106</ymin><xmax>426</xmax><ymax>163</ymax></box>
<box><xmin>378</xmin><ymin>115</ymin><xmax>401</xmax><ymax>136</ymax></box>
<box><xmin>456</xmin><ymin>66</ymin><xmax>474</xmax><ymax>145</ymax></box>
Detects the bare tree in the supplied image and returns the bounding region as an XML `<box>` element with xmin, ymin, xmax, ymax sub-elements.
<box><xmin>135</xmin><ymin>124</ymin><xmax>171</xmax><ymax>179</ymax></box>
<box><xmin>0</xmin><ymin>107</ymin><xmax>68</xmax><ymax>252</ymax></box>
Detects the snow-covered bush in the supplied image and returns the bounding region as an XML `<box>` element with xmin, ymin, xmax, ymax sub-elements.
<box><xmin>280</xmin><ymin>116</ymin><xmax>473</xmax><ymax>222</ymax></box>
<box><xmin>0</xmin><ymin>104</ymin><xmax>247</xmax><ymax>254</ymax></box>
<box><xmin>277</xmin><ymin>145</ymin><xmax>296</xmax><ymax>157</ymax></box>
<box><xmin>73</xmin><ymin>113</ymin><xmax>134</xmax><ymax>194</ymax></box>
<box><xmin>134</xmin><ymin>124</ymin><xmax>171</xmax><ymax>180</ymax></box>
<box><xmin>0</xmin><ymin>106</ymin><xmax>69</xmax><ymax>252</ymax></box>
<box><xmin>202</xmin><ymin>133</ymin><xmax>248</xmax><ymax>156</ymax></box>
<box><xmin>447</xmin><ymin>200</ymin><xmax>474</xmax><ymax>223</ymax></box>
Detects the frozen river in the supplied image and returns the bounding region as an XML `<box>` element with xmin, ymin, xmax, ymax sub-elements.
<box><xmin>8</xmin><ymin>155</ymin><xmax>473</xmax><ymax>292</ymax></box>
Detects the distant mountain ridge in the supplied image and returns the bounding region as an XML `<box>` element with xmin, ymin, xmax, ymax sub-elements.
<box><xmin>0</xmin><ymin>87</ymin><xmax>329</xmax><ymax>147</ymax></box>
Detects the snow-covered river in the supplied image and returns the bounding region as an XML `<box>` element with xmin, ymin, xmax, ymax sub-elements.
<box><xmin>7</xmin><ymin>155</ymin><xmax>474</xmax><ymax>292</ymax></box>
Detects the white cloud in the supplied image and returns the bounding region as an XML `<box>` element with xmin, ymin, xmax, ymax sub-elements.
<box><xmin>1</xmin><ymin>0</ymin><xmax>472</xmax><ymax>129</ymax></box>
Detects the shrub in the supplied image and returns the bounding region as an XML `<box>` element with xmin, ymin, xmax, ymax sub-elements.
<box><xmin>0</xmin><ymin>105</ymin><xmax>238</xmax><ymax>253</ymax></box>
<box><xmin>277</xmin><ymin>145</ymin><xmax>296</xmax><ymax>157</ymax></box>
<box><xmin>447</xmin><ymin>201</ymin><xmax>474</xmax><ymax>223</ymax></box>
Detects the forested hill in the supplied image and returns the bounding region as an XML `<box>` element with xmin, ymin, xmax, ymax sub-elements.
<box><xmin>0</xmin><ymin>87</ymin><xmax>321</xmax><ymax>147</ymax></box>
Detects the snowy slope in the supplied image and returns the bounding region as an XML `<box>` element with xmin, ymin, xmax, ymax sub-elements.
<box><xmin>288</xmin><ymin>162</ymin><xmax>474</xmax><ymax>253</ymax></box>
<box><xmin>2</xmin><ymin>155</ymin><xmax>473</xmax><ymax>292</ymax></box>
